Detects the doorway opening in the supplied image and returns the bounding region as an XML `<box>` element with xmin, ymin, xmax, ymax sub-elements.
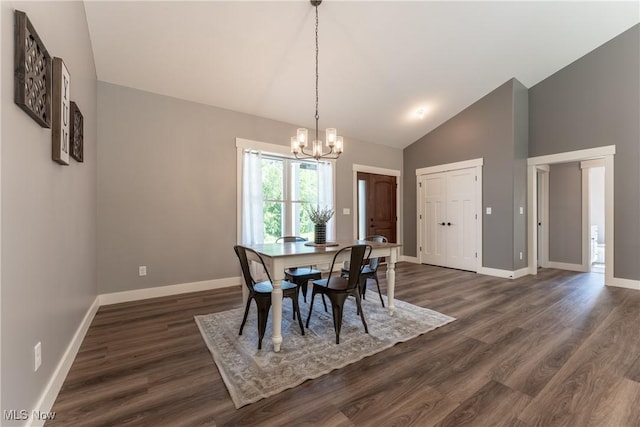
<box><xmin>527</xmin><ymin>146</ymin><xmax>614</xmax><ymax>285</ymax></box>
<box><xmin>584</xmin><ymin>161</ymin><xmax>605</xmax><ymax>274</ymax></box>
<box><xmin>356</xmin><ymin>172</ymin><xmax>397</xmax><ymax>242</ymax></box>
<box><xmin>351</xmin><ymin>165</ymin><xmax>400</xmax><ymax>243</ymax></box>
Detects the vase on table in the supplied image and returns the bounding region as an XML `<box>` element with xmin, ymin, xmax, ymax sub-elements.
<box><xmin>314</xmin><ymin>223</ymin><xmax>327</xmax><ymax>244</ymax></box>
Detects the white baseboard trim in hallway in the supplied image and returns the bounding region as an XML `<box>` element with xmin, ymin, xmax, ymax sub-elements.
<box><xmin>99</xmin><ymin>276</ymin><xmax>241</xmax><ymax>305</ymax></box>
<box><xmin>546</xmin><ymin>261</ymin><xmax>588</xmax><ymax>272</ymax></box>
<box><xmin>476</xmin><ymin>267</ymin><xmax>530</xmax><ymax>279</ymax></box>
<box><xmin>512</xmin><ymin>267</ymin><xmax>530</xmax><ymax>279</ymax></box>
<box><xmin>608</xmin><ymin>276</ymin><xmax>640</xmax><ymax>290</ymax></box>
<box><xmin>31</xmin><ymin>297</ymin><xmax>100</xmax><ymax>427</ymax></box>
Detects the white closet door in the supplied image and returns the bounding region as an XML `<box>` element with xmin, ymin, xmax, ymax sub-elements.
<box><xmin>420</xmin><ymin>173</ymin><xmax>447</xmax><ymax>266</ymax></box>
<box><xmin>418</xmin><ymin>166</ymin><xmax>478</xmax><ymax>271</ymax></box>
<box><xmin>446</xmin><ymin>168</ymin><xmax>477</xmax><ymax>270</ymax></box>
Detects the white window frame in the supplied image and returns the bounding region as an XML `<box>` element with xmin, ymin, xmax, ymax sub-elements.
<box><xmin>235</xmin><ymin>138</ymin><xmax>336</xmax><ymax>244</ymax></box>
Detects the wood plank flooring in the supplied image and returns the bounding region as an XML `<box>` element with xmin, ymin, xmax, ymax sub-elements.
<box><xmin>48</xmin><ymin>264</ymin><xmax>640</xmax><ymax>426</ymax></box>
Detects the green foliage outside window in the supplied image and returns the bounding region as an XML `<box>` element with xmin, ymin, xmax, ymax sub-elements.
<box><xmin>261</xmin><ymin>158</ymin><xmax>321</xmax><ymax>243</ymax></box>
<box><xmin>262</xmin><ymin>159</ymin><xmax>283</xmax><ymax>242</ymax></box>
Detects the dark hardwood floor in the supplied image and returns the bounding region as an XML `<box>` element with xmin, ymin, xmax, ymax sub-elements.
<box><xmin>48</xmin><ymin>263</ymin><xmax>640</xmax><ymax>426</ymax></box>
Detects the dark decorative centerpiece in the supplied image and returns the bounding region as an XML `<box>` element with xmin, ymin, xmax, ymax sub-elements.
<box><xmin>307</xmin><ymin>205</ymin><xmax>334</xmax><ymax>245</ymax></box>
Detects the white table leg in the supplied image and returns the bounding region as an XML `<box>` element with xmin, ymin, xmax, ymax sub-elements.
<box><xmin>386</xmin><ymin>248</ymin><xmax>397</xmax><ymax>315</ymax></box>
<box><xmin>270</xmin><ymin>262</ymin><xmax>284</xmax><ymax>352</ymax></box>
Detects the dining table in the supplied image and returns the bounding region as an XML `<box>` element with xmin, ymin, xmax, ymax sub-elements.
<box><xmin>243</xmin><ymin>239</ymin><xmax>402</xmax><ymax>352</ymax></box>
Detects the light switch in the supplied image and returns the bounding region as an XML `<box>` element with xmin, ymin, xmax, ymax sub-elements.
<box><xmin>486</xmin><ymin>207</ymin><xmax>492</xmax><ymax>215</ymax></box>
<box><xmin>519</xmin><ymin>206</ymin><xmax>524</xmax><ymax>215</ymax></box>
<box><xmin>343</xmin><ymin>208</ymin><xmax>350</xmax><ymax>215</ymax></box>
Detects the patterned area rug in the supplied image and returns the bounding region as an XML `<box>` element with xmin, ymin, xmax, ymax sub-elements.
<box><xmin>195</xmin><ymin>295</ymin><xmax>455</xmax><ymax>409</ymax></box>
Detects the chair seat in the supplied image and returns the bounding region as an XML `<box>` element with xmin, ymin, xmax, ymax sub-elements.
<box><xmin>341</xmin><ymin>264</ymin><xmax>385</xmax><ymax>308</ymax></box>
<box><xmin>312</xmin><ymin>277</ymin><xmax>351</xmax><ymax>291</ymax></box>
<box><xmin>285</xmin><ymin>267</ymin><xmax>321</xmax><ymax>278</ymax></box>
<box><xmin>253</xmin><ymin>280</ymin><xmax>297</xmax><ymax>293</ymax></box>
<box><xmin>341</xmin><ymin>265</ymin><xmax>375</xmax><ymax>276</ymax></box>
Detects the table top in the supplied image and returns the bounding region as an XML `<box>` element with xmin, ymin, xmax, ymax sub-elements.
<box><xmin>246</xmin><ymin>240</ymin><xmax>401</xmax><ymax>258</ymax></box>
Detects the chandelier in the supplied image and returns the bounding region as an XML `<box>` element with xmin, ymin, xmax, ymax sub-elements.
<box><xmin>291</xmin><ymin>0</ymin><xmax>343</xmax><ymax>161</ymax></box>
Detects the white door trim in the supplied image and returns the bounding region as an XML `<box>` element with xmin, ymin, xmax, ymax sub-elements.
<box><xmin>535</xmin><ymin>166</ymin><xmax>550</xmax><ymax>268</ymax></box>
<box><xmin>416</xmin><ymin>158</ymin><xmax>483</xmax><ymax>176</ymax></box>
<box><xmin>527</xmin><ymin>145</ymin><xmax>615</xmax><ymax>166</ymax></box>
<box><xmin>527</xmin><ymin>146</ymin><xmax>615</xmax><ymax>286</ymax></box>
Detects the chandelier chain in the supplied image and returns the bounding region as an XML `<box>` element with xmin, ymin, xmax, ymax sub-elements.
<box><xmin>315</xmin><ymin>3</ymin><xmax>319</xmax><ymax>142</ymax></box>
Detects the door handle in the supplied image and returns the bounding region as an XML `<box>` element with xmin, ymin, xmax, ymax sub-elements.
<box><xmin>440</xmin><ymin>222</ymin><xmax>446</xmax><ymax>226</ymax></box>
<box><xmin>447</xmin><ymin>222</ymin><xmax>452</xmax><ymax>226</ymax></box>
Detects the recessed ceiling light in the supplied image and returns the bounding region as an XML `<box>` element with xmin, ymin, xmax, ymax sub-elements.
<box><xmin>415</xmin><ymin>107</ymin><xmax>427</xmax><ymax>119</ymax></box>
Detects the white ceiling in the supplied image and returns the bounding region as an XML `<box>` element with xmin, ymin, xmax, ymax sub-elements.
<box><xmin>84</xmin><ymin>1</ymin><xmax>639</xmax><ymax>149</ymax></box>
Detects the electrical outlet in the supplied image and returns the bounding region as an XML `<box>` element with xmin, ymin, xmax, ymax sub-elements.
<box><xmin>486</xmin><ymin>207</ymin><xmax>492</xmax><ymax>215</ymax></box>
<box><xmin>343</xmin><ymin>208</ymin><xmax>350</xmax><ymax>215</ymax></box>
<box><xmin>139</xmin><ymin>266</ymin><xmax>147</xmax><ymax>276</ymax></box>
<box><xmin>34</xmin><ymin>342</ymin><xmax>42</xmax><ymax>371</ymax></box>
<box><xmin>519</xmin><ymin>252</ymin><xmax>523</xmax><ymax>260</ymax></box>
<box><xmin>520</xmin><ymin>206</ymin><xmax>524</xmax><ymax>214</ymax></box>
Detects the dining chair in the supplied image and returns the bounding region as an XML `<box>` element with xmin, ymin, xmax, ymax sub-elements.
<box><xmin>341</xmin><ymin>235</ymin><xmax>388</xmax><ymax>308</ymax></box>
<box><xmin>306</xmin><ymin>244</ymin><xmax>372</xmax><ymax>344</ymax></box>
<box><xmin>234</xmin><ymin>245</ymin><xmax>305</xmax><ymax>350</ymax></box>
<box><xmin>276</xmin><ymin>236</ymin><xmax>322</xmax><ymax>304</ymax></box>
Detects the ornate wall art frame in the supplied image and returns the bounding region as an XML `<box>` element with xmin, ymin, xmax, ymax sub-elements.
<box><xmin>70</xmin><ymin>101</ymin><xmax>84</xmax><ymax>162</ymax></box>
<box><xmin>14</xmin><ymin>10</ymin><xmax>51</xmax><ymax>128</ymax></box>
<box><xmin>52</xmin><ymin>57</ymin><xmax>71</xmax><ymax>165</ymax></box>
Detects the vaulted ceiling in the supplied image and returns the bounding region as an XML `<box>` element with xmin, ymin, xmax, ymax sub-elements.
<box><xmin>84</xmin><ymin>1</ymin><xmax>639</xmax><ymax>149</ymax></box>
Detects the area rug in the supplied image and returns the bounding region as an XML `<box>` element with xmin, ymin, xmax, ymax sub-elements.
<box><xmin>195</xmin><ymin>295</ymin><xmax>455</xmax><ymax>408</ymax></box>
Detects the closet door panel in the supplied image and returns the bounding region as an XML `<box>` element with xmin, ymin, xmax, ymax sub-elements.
<box><xmin>446</xmin><ymin>168</ymin><xmax>477</xmax><ymax>270</ymax></box>
<box><xmin>421</xmin><ymin>173</ymin><xmax>447</xmax><ymax>266</ymax></box>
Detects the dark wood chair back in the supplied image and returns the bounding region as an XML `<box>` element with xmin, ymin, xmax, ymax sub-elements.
<box><xmin>327</xmin><ymin>244</ymin><xmax>372</xmax><ymax>290</ymax></box>
<box><xmin>233</xmin><ymin>245</ymin><xmax>273</xmax><ymax>291</ymax></box>
<box><xmin>364</xmin><ymin>235</ymin><xmax>388</xmax><ymax>271</ymax></box>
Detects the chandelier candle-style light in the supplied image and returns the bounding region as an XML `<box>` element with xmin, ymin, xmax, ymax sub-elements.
<box><xmin>291</xmin><ymin>0</ymin><xmax>344</xmax><ymax>161</ymax></box>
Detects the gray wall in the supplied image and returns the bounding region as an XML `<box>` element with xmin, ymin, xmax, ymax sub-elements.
<box><xmin>513</xmin><ymin>80</ymin><xmax>529</xmax><ymax>269</ymax></box>
<box><xmin>548</xmin><ymin>163</ymin><xmax>582</xmax><ymax>265</ymax></box>
<box><xmin>529</xmin><ymin>24</ymin><xmax>640</xmax><ymax>280</ymax></box>
<box><xmin>97</xmin><ymin>82</ymin><xmax>402</xmax><ymax>293</ymax></box>
<box><xmin>403</xmin><ymin>79</ymin><xmax>526</xmax><ymax>271</ymax></box>
<box><xmin>1</xmin><ymin>1</ymin><xmax>97</xmax><ymax>419</ymax></box>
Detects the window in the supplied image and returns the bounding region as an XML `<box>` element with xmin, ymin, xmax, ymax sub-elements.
<box><xmin>262</xmin><ymin>156</ymin><xmax>323</xmax><ymax>242</ymax></box>
<box><xmin>237</xmin><ymin>139</ymin><xmax>334</xmax><ymax>245</ymax></box>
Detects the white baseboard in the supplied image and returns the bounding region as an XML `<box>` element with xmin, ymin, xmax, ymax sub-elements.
<box><xmin>400</xmin><ymin>255</ymin><xmax>419</xmax><ymax>263</ymax></box>
<box><xmin>547</xmin><ymin>261</ymin><xmax>588</xmax><ymax>272</ymax></box>
<box><xmin>607</xmin><ymin>276</ymin><xmax>640</xmax><ymax>290</ymax></box>
<box><xmin>478</xmin><ymin>266</ymin><xmax>530</xmax><ymax>279</ymax></box>
<box><xmin>478</xmin><ymin>267</ymin><xmax>517</xmax><ymax>279</ymax></box>
<box><xmin>99</xmin><ymin>276</ymin><xmax>241</xmax><ymax>305</ymax></box>
<box><xmin>30</xmin><ymin>296</ymin><xmax>100</xmax><ymax>426</ymax></box>
<box><xmin>512</xmin><ymin>267</ymin><xmax>530</xmax><ymax>279</ymax></box>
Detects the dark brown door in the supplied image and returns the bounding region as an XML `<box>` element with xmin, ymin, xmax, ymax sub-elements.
<box><xmin>357</xmin><ymin>172</ymin><xmax>397</xmax><ymax>242</ymax></box>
